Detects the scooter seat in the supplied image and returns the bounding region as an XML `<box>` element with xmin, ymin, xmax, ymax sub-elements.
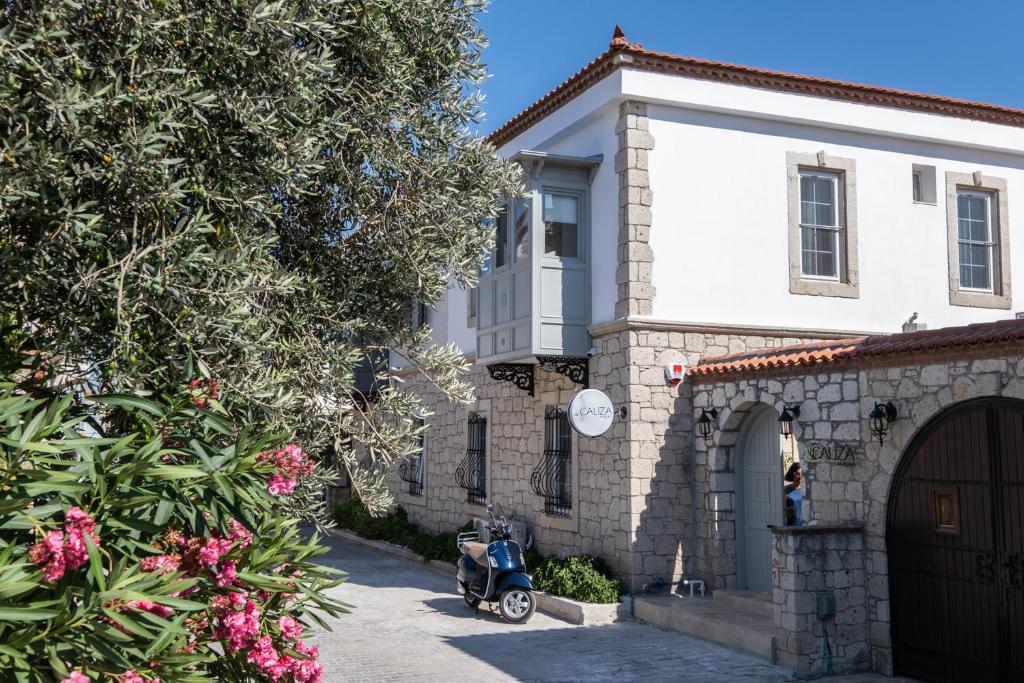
<box><xmin>463</xmin><ymin>541</ymin><xmax>489</xmax><ymax>567</ymax></box>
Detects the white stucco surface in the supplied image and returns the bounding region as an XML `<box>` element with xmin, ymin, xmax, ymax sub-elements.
<box><xmin>645</xmin><ymin>103</ymin><xmax>1024</xmax><ymax>332</ymax></box>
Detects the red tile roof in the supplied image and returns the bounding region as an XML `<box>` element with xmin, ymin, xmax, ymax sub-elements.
<box><xmin>486</xmin><ymin>28</ymin><xmax>1024</xmax><ymax>149</ymax></box>
<box><xmin>689</xmin><ymin>318</ymin><xmax>1024</xmax><ymax>380</ymax></box>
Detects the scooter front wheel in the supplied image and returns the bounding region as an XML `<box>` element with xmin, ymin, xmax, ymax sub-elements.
<box><xmin>498</xmin><ymin>588</ymin><xmax>536</xmax><ymax>624</ymax></box>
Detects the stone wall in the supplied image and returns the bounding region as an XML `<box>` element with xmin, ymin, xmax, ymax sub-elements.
<box><xmin>772</xmin><ymin>526</ymin><xmax>868</xmax><ymax>676</ymax></box>
<box><xmin>389</xmin><ymin>343</ymin><xmax>632</xmax><ymax>572</ymax></box>
<box><xmin>692</xmin><ymin>348</ymin><xmax>1024</xmax><ymax>675</ymax></box>
<box><xmin>597</xmin><ymin>322</ymin><xmax>832</xmax><ymax>592</ymax></box>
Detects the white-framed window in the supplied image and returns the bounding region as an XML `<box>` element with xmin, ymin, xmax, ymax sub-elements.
<box><xmin>798</xmin><ymin>170</ymin><xmax>842</xmax><ymax>280</ymax></box>
<box><xmin>912</xmin><ymin>171</ymin><xmax>923</xmax><ymax>203</ymax></box>
<box><xmin>494</xmin><ymin>205</ymin><xmax>509</xmax><ymax>269</ymax></box>
<box><xmin>957</xmin><ymin>189</ymin><xmax>995</xmax><ymax>292</ymax></box>
<box><xmin>542</xmin><ymin>192</ymin><xmax>579</xmax><ymax>260</ymax></box>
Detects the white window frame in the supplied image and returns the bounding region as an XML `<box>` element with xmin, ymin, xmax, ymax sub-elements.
<box><xmin>786</xmin><ymin>152</ymin><xmax>859</xmax><ymax>299</ymax></box>
<box><xmin>956</xmin><ymin>189</ymin><xmax>995</xmax><ymax>293</ymax></box>
<box><xmin>798</xmin><ymin>169</ymin><xmax>843</xmax><ymax>282</ymax></box>
<box><xmin>945</xmin><ymin>171</ymin><xmax>1011</xmax><ymax>310</ymax></box>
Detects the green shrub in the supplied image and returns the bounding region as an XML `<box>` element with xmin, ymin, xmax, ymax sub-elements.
<box><xmin>532</xmin><ymin>555</ymin><xmax>623</xmax><ymax>604</ymax></box>
<box><xmin>333</xmin><ymin>502</ymin><xmax>471</xmax><ymax>564</ymax></box>
<box><xmin>334</xmin><ymin>503</ymin><xmax>623</xmax><ymax>603</ymax></box>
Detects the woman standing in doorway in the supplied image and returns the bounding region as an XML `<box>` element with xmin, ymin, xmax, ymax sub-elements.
<box><xmin>784</xmin><ymin>463</ymin><xmax>803</xmax><ymax>526</ymax></box>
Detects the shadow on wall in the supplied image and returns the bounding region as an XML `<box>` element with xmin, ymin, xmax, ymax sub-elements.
<box><xmin>628</xmin><ymin>383</ymin><xmax>694</xmax><ymax>594</ymax></box>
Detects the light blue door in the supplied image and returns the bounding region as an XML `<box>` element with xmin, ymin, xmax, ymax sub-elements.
<box><xmin>737</xmin><ymin>405</ymin><xmax>784</xmax><ymax>591</ymax></box>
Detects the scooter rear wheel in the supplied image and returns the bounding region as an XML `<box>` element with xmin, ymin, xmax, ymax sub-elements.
<box><xmin>463</xmin><ymin>589</ymin><xmax>481</xmax><ymax>608</ymax></box>
<box><xmin>497</xmin><ymin>588</ymin><xmax>536</xmax><ymax>624</ymax></box>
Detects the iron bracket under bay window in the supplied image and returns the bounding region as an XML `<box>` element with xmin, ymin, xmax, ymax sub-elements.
<box><xmin>537</xmin><ymin>355</ymin><xmax>589</xmax><ymax>388</ymax></box>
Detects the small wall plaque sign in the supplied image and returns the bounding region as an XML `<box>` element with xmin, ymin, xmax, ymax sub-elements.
<box><xmin>803</xmin><ymin>442</ymin><xmax>858</xmax><ymax>466</ymax></box>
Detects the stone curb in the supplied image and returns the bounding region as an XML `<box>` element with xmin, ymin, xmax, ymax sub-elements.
<box><xmin>326</xmin><ymin>528</ymin><xmax>628</xmax><ymax>626</ymax></box>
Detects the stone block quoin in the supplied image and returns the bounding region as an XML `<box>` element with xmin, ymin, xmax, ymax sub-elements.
<box><xmin>615</xmin><ymin>101</ymin><xmax>655</xmax><ymax>318</ymax></box>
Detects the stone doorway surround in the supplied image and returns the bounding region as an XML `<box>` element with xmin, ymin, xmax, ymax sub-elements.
<box><xmin>688</xmin><ymin>317</ymin><xmax>1024</xmax><ymax>677</ymax></box>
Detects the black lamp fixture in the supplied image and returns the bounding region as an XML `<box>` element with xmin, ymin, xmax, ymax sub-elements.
<box><xmin>869</xmin><ymin>401</ymin><xmax>898</xmax><ymax>445</ymax></box>
<box><xmin>696</xmin><ymin>408</ymin><xmax>718</xmax><ymax>442</ymax></box>
<box><xmin>778</xmin><ymin>404</ymin><xmax>801</xmax><ymax>437</ymax></box>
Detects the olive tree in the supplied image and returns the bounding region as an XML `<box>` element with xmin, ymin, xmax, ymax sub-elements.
<box><xmin>0</xmin><ymin>0</ymin><xmax>518</xmax><ymax>515</ymax></box>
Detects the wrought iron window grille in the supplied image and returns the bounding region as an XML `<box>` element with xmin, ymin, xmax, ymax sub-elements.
<box><xmin>456</xmin><ymin>414</ymin><xmax>487</xmax><ymax>505</ymax></box>
<box><xmin>536</xmin><ymin>355</ymin><xmax>589</xmax><ymax>388</ymax></box>
<box><xmin>397</xmin><ymin>455</ymin><xmax>423</xmax><ymax>496</ymax></box>
<box><xmin>397</xmin><ymin>420</ymin><xmax>424</xmax><ymax>496</ymax></box>
<box><xmin>487</xmin><ymin>363</ymin><xmax>534</xmax><ymax>396</ymax></box>
<box><xmin>531</xmin><ymin>408</ymin><xmax>572</xmax><ymax>517</ymax></box>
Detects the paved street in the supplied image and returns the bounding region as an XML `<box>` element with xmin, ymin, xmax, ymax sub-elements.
<box><xmin>308</xmin><ymin>535</ymin><xmax>911</xmax><ymax>683</ymax></box>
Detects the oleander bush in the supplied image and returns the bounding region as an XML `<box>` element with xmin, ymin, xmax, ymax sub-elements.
<box><xmin>0</xmin><ymin>381</ymin><xmax>347</xmax><ymax>682</ymax></box>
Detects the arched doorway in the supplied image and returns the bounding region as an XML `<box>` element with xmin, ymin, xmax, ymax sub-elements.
<box><xmin>887</xmin><ymin>397</ymin><xmax>1024</xmax><ymax>683</ymax></box>
<box><xmin>736</xmin><ymin>404</ymin><xmax>784</xmax><ymax>590</ymax></box>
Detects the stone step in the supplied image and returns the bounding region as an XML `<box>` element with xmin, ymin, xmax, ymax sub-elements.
<box><xmin>713</xmin><ymin>589</ymin><xmax>775</xmax><ymax>618</ymax></box>
<box><xmin>633</xmin><ymin>594</ymin><xmax>777</xmax><ymax>663</ymax></box>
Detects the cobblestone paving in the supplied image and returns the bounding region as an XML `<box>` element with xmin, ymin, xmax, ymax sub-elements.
<box><xmin>308</xmin><ymin>536</ymin><xmax>915</xmax><ymax>683</ymax></box>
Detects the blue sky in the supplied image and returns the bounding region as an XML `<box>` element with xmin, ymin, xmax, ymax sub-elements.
<box><xmin>476</xmin><ymin>0</ymin><xmax>1024</xmax><ymax>135</ymax></box>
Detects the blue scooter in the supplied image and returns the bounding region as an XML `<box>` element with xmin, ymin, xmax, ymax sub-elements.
<box><xmin>456</xmin><ymin>504</ymin><xmax>536</xmax><ymax>623</ymax></box>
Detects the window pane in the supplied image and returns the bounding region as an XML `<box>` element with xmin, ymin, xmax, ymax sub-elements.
<box><xmin>543</xmin><ymin>193</ymin><xmax>579</xmax><ymax>259</ymax></box>
<box><xmin>799</xmin><ymin>174</ymin><xmax>836</xmax><ymax>227</ymax></box>
<box><xmin>513</xmin><ymin>197</ymin><xmax>530</xmax><ymax>261</ymax></box>
<box><xmin>959</xmin><ymin>243</ymin><xmax>991</xmax><ymax>289</ymax></box>
<box><xmin>800</xmin><ymin>177</ymin><xmax>815</xmax><ymax>224</ymax></box>
<box><xmin>494</xmin><ymin>207</ymin><xmax>508</xmax><ymax>268</ymax></box>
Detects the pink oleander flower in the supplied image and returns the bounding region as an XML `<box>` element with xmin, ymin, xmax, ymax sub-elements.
<box><xmin>267</xmin><ymin>474</ymin><xmax>297</xmax><ymax>496</ymax></box>
<box><xmin>214</xmin><ymin>559</ymin><xmax>237</xmax><ymax>588</ymax></box>
<box><xmin>293</xmin><ymin>641</ymin><xmax>324</xmax><ymax>683</ymax></box>
<box><xmin>278</xmin><ymin>615</ymin><xmax>303</xmax><ymax>640</ymax></box>
<box><xmin>188</xmin><ymin>378</ymin><xmax>221</xmax><ymax>409</ymax></box>
<box><xmin>258</xmin><ymin>444</ymin><xmax>313</xmax><ymax>496</ymax></box>
<box><xmin>128</xmin><ymin>600</ymin><xmax>173</xmax><ymax>620</ymax></box>
<box><xmin>228</xmin><ymin>519</ymin><xmax>253</xmax><ymax>548</ymax></box>
<box><xmin>197</xmin><ymin>536</ymin><xmax>233</xmax><ymax>568</ymax></box>
<box><xmin>140</xmin><ymin>554</ymin><xmax>181</xmax><ymax>574</ymax></box>
<box><xmin>29</xmin><ymin>530</ymin><xmax>67</xmax><ymax>582</ymax></box>
<box><xmin>246</xmin><ymin>635</ymin><xmax>279</xmax><ymax>671</ymax></box>
<box><xmin>214</xmin><ymin>595</ymin><xmax>261</xmax><ymax>652</ymax></box>
<box><xmin>60</xmin><ymin>672</ymin><xmax>90</xmax><ymax>683</ymax></box>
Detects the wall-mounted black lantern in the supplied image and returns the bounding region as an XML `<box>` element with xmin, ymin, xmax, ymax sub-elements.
<box><xmin>869</xmin><ymin>401</ymin><xmax>898</xmax><ymax>445</ymax></box>
<box><xmin>778</xmin><ymin>404</ymin><xmax>801</xmax><ymax>437</ymax></box>
<box><xmin>696</xmin><ymin>408</ymin><xmax>718</xmax><ymax>442</ymax></box>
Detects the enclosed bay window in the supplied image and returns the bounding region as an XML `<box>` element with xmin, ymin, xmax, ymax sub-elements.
<box><xmin>945</xmin><ymin>172</ymin><xmax>1011</xmax><ymax>309</ymax></box>
<box><xmin>475</xmin><ymin>151</ymin><xmax>599</xmax><ymax>364</ymax></box>
<box><xmin>956</xmin><ymin>190</ymin><xmax>994</xmax><ymax>291</ymax></box>
<box><xmin>786</xmin><ymin>152</ymin><xmax>859</xmax><ymax>298</ymax></box>
<box><xmin>799</xmin><ymin>170</ymin><xmax>842</xmax><ymax>279</ymax></box>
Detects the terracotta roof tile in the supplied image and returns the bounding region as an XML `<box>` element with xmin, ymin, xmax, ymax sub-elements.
<box><xmin>689</xmin><ymin>318</ymin><xmax>1024</xmax><ymax>379</ymax></box>
<box><xmin>486</xmin><ymin>29</ymin><xmax>1024</xmax><ymax>149</ymax></box>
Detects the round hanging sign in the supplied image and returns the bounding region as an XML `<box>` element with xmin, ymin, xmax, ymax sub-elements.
<box><xmin>567</xmin><ymin>389</ymin><xmax>615</xmax><ymax>437</ymax></box>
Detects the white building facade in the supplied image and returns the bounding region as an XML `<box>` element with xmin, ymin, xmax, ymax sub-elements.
<box><xmin>387</xmin><ymin>28</ymin><xmax>1024</xmax><ymax>679</ymax></box>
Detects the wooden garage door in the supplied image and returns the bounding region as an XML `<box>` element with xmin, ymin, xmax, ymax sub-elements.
<box><xmin>887</xmin><ymin>398</ymin><xmax>1024</xmax><ymax>683</ymax></box>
